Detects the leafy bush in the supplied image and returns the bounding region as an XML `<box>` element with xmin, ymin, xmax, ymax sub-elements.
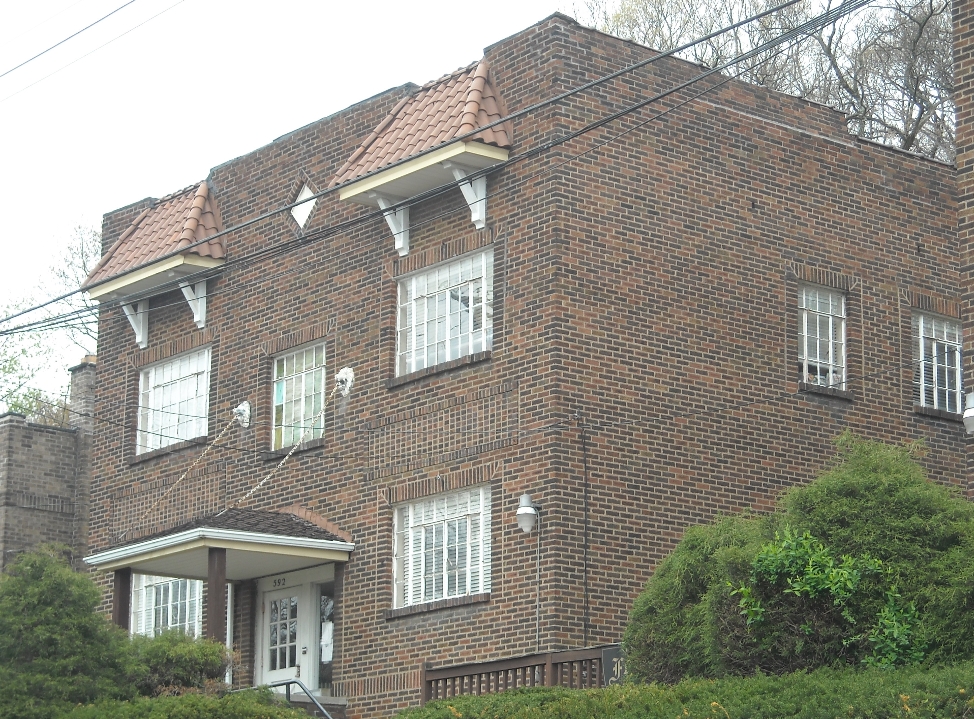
<box><xmin>59</xmin><ymin>688</ymin><xmax>309</xmax><ymax>719</ymax></box>
<box><xmin>0</xmin><ymin>546</ymin><xmax>250</xmax><ymax>718</ymax></box>
<box><xmin>623</xmin><ymin>433</ymin><xmax>974</xmax><ymax>681</ymax></box>
<box><xmin>130</xmin><ymin>631</ymin><xmax>229</xmax><ymax>696</ymax></box>
<box><xmin>395</xmin><ymin>662</ymin><xmax>974</xmax><ymax>719</ymax></box>
<box><xmin>0</xmin><ymin>547</ymin><xmax>140</xmax><ymax>719</ymax></box>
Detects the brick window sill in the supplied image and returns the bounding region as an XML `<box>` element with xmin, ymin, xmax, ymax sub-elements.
<box><xmin>913</xmin><ymin>405</ymin><xmax>963</xmax><ymax>423</ymax></box>
<box><xmin>384</xmin><ymin>592</ymin><xmax>490</xmax><ymax>620</ymax></box>
<box><xmin>261</xmin><ymin>436</ymin><xmax>328</xmax><ymax>462</ymax></box>
<box><xmin>386</xmin><ymin>351</ymin><xmax>492</xmax><ymax>389</ymax></box>
<box><xmin>799</xmin><ymin>382</ymin><xmax>853</xmax><ymax>401</ymax></box>
<box><xmin>128</xmin><ymin>436</ymin><xmax>208</xmax><ymax>465</ymax></box>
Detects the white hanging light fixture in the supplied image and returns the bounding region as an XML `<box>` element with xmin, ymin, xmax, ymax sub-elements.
<box><xmin>516</xmin><ymin>493</ymin><xmax>538</xmax><ymax>533</ymax></box>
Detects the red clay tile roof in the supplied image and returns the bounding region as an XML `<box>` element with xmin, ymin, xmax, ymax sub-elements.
<box><xmin>330</xmin><ymin>59</ymin><xmax>513</xmax><ymax>187</ymax></box>
<box><xmin>84</xmin><ymin>181</ymin><xmax>224</xmax><ymax>289</ymax></box>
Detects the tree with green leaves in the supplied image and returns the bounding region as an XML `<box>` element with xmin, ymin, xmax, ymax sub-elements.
<box><xmin>0</xmin><ymin>546</ymin><xmax>307</xmax><ymax>719</ymax></box>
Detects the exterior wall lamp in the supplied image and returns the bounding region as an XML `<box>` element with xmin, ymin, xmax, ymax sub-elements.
<box><xmin>516</xmin><ymin>493</ymin><xmax>539</xmax><ymax>533</ymax></box>
<box><xmin>964</xmin><ymin>392</ymin><xmax>974</xmax><ymax>435</ymax></box>
<box><xmin>516</xmin><ymin>492</ymin><xmax>543</xmax><ymax>652</ymax></box>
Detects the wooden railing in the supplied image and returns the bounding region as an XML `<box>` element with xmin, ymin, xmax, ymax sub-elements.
<box><xmin>420</xmin><ymin>644</ymin><xmax>619</xmax><ymax>705</ymax></box>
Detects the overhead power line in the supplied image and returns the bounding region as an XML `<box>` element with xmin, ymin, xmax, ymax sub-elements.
<box><xmin>0</xmin><ymin>0</ymin><xmax>872</xmax><ymax>344</ymax></box>
<box><xmin>0</xmin><ymin>0</ymin><xmax>812</xmax><ymax>328</ymax></box>
<box><xmin>0</xmin><ymin>0</ymin><xmax>137</xmax><ymax>81</ymax></box>
<box><xmin>0</xmin><ymin>0</ymin><xmax>188</xmax><ymax>105</ymax></box>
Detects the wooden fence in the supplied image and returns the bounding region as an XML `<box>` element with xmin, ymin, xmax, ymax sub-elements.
<box><xmin>420</xmin><ymin>644</ymin><xmax>620</xmax><ymax>705</ymax></box>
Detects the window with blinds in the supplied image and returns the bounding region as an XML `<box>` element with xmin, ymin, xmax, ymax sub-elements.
<box><xmin>130</xmin><ymin>574</ymin><xmax>202</xmax><ymax>637</ymax></box>
<box><xmin>393</xmin><ymin>486</ymin><xmax>491</xmax><ymax>608</ymax></box>
<box><xmin>913</xmin><ymin>313</ymin><xmax>963</xmax><ymax>413</ymax></box>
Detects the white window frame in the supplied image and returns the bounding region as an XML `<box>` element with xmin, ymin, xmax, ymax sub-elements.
<box><xmin>131</xmin><ymin>574</ymin><xmax>202</xmax><ymax>637</ymax></box>
<box><xmin>798</xmin><ymin>285</ymin><xmax>846</xmax><ymax>390</ymax></box>
<box><xmin>396</xmin><ymin>249</ymin><xmax>493</xmax><ymax>376</ymax></box>
<box><xmin>913</xmin><ymin>313</ymin><xmax>963</xmax><ymax>413</ymax></box>
<box><xmin>393</xmin><ymin>486</ymin><xmax>491</xmax><ymax>608</ymax></box>
<box><xmin>137</xmin><ymin>347</ymin><xmax>211</xmax><ymax>453</ymax></box>
<box><xmin>291</xmin><ymin>184</ymin><xmax>316</xmax><ymax>228</ymax></box>
<box><xmin>272</xmin><ymin>343</ymin><xmax>327</xmax><ymax>450</ymax></box>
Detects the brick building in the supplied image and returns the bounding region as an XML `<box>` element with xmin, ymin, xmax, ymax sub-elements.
<box><xmin>0</xmin><ymin>358</ymin><xmax>95</xmax><ymax>570</ymax></box>
<box><xmin>82</xmin><ymin>13</ymin><xmax>965</xmax><ymax>718</ymax></box>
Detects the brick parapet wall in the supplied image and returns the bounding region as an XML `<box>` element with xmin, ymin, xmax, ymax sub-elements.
<box><xmin>88</xmin><ymin>15</ymin><xmax>964</xmax><ymax>719</ymax></box>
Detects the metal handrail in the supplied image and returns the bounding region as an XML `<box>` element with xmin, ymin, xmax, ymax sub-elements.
<box><xmin>233</xmin><ymin>678</ymin><xmax>334</xmax><ymax>719</ymax></box>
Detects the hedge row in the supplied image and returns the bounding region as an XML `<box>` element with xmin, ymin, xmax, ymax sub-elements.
<box><xmin>57</xmin><ymin>689</ymin><xmax>308</xmax><ymax>719</ymax></box>
<box><xmin>397</xmin><ymin>662</ymin><xmax>974</xmax><ymax>719</ymax></box>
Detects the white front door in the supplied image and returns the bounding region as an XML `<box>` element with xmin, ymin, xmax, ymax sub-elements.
<box><xmin>264</xmin><ymin>587</ymin><xmax>306</xmax><ymax>684</ymax></box>
<box><xmin>255</xmin><ymin>565</ymin><xmax>334</xmax><ymax>688</ymax></box>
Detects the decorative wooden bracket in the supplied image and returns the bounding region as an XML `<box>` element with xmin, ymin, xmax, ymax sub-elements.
<box><xmin>442</xmin><ymin>161</ymin><xmax>487</xmax><ymax>229</ymax></box>
<box><xmin>370</xmin><ymin>192</ymin><xmax>409</xmax><ymax>256</ymax></box>
<box><xmin>179</xmin><ymin>280</ymin><xmax>208</xmax><ymax>329</ymax></box>
<box><xmin>122</xmin><ymin>301</ymin><xmax>149</xmax><ymax>349</ymax></box>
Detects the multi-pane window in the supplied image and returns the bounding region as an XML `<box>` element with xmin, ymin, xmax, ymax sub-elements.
<box><xmin>272</xmin><ymin>344</ymin><xmax>326</xmax><ymax>450</ymax></box>
<box><xmin>913</xmin><ymin>313</ymin><xmax>963</xmax><ymax>413</ymax></box>
<box><xmin>131</xmin><ymin>574</ymin><xmax>202</xmax><ymax>636</ymax></box>
<box><xmin>798</xmin><ymin>286</ymin><xmax>846</xmax><ymax>389</ymax></box>
<box><xmin>396</xmin><ymin>249</ymin><xmax>493</xmax><ymax>376</ymax></box>
<box><xmin>393</xmin><ymin>486</ymin><xmax>491</xmax><ymax>608</ymax></box>
<box><xmin>137</xmin><ymin>348</ymin><xmax>210</xmax><ymax>453</ymax></box>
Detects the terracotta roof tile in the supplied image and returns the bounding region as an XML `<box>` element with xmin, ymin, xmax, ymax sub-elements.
<box><xmin>330</xmin><ymin>59</ymin><xmax>513</xmax><ymax>187</ymax></box>
<box><xmin>84</xmin><ymin>181</ymin><xmax>224</xmax><ymax>289</ymax></box>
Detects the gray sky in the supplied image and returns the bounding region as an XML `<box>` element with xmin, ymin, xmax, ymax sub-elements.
<box><xmin>0</xmin><ymin>0</ymin><xmax>572</xmax><ymax>394</ymax></box>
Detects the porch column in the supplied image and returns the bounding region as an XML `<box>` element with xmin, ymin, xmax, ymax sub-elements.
<box><xmin>206</xmin><ymin>547</ymin><xmax>227</xmax><ymax>640</ymax></box>
<box><xmin>112</xmin><ymin>568</ymin><xmax>132</xmax><ymax>631</ymax></box>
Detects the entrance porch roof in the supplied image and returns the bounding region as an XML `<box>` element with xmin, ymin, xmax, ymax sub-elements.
<box><xmin>85</xmin><ymin>508</ymin><xmax>354</xmax><ymax>580</ymax></box>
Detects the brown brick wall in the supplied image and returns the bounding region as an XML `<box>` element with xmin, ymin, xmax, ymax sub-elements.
<box><xmin>89</xmin><ymin>15</ymin><xmax>964</xmax><ymax>719</ymax></box>
<box><xmin>0</xmin><ymin>414</ymin><xmax>85</xmax><ymax>569</ymax></box>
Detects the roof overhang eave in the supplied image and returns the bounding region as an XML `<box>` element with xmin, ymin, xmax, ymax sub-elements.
<box><xmin>85</xmin><ymin>254</ymin><xmax>225</xmax><ymax>302</ymax></box>
<box><xmin>84</xmin><ymin>527</ymin><xmax>354</xmax><ymax>580</ymax></box>
<box><xmin>338</xmin><ymin>140</ymin><xmax>509</xmax><ymax>206</ymax></box>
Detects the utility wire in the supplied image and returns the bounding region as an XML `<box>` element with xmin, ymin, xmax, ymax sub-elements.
<box><xmin>0</xmin><ymin>0</ymin><xmax>187</xmax><ymax>105</ymax></box>
<box><xmin>4</xmin><ymin>0</ymin><xmax>91</xmax><ymax>45</ymax></box>
<box><xmin>0</xmin><ymin>0</ymin><xmax>869</xmax><ymax>338</ymax></box>
<box><xmin>0</xmin><ymin>0</ymin><xmax>136</xmax><ymax>80</ymax></box>
<box><xmin>0</xmin><ymin>0</ymin><xmax>812</xmax><ymax>326</ymax></box>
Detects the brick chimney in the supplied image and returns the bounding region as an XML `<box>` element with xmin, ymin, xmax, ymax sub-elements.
<box><xmin>68</xmin><ymin>355</ymin><xmax>96</xmax><ymax>434</ymax></box>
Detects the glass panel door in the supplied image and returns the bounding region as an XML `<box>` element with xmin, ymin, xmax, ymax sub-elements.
<box><xmin>263</xmin><ymin>587</ymin><xmax>304</xmax><ymax>684</ymax></box>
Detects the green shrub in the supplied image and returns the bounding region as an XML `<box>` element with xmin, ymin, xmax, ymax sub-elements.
<box><xmin>782</xmin><ymin>433</ymin><xmax>974</xmax><ymax>664</ymax></box>
<box><xmin>395</xmin><ymin>662</ymin><xmax>974</xmax><ymax>719</ymax></box>
<box><xmin>623</xmin><ymin>513</ymin><xmax>768</xmax><ymax>681</ymax></box>
<box><xmin>59</xmin><ymin>688</ymin><xmax>309</xmax><ymax>719</ymax></box>
<box><xmin>130</xmin><ymin>631</ymin><xmax>228</xmax><ymax>696</ymax></box>
<box><xmin>623</xmin><ymin>433</ymin><xmax>974</xmax><ymax>681</ymax></box>
<box><xmin>0</xmin><ymin>546</ymin><xmax>139</xmax><ymax>719</ymax></box>
<box><xmin>0</xmin><ymin>546</ymin><xmax>249</xmax><ymax>718</ymax></box>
